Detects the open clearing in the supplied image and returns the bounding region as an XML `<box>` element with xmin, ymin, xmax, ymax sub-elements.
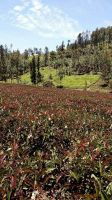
<box><xmin>5</xmin><ymin>67</ymin><xmax>100</xmax><ymax>89</ymax></box>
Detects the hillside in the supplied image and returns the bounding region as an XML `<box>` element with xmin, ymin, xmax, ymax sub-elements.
<box><xmin>0</xmin><ymin>26</ymin><xmax>112</xmax><ymax>91</ymax></box>
<box><xmin>20</xmin><ymin>68</ymin><xmax>100</xmax><ymax>89</ymax></box>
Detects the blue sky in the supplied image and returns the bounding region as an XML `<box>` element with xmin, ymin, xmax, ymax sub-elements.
<box><xmin>0</xmin><ymin>0</ymin><xmax>112</xmax><ymax>51</ymax></box>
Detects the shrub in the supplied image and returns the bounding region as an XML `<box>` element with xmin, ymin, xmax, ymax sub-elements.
<box><xmin>109</xmin><ymin>79</ymin><xmax>112</xmax><ymax>89</ymax></box>
<box><xmin>56</xmin><ymin>85</ymin><xmax>63</xmax><ymax>88</ymax></box>
<box><xmin>43</xmin><ymin>81</ymin><xmax>54</xmax><ymax>87</ymax></box>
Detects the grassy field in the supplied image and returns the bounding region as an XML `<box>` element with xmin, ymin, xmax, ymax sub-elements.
<box><xmin>18</xmin><ymin>67</ymin><xmax>100</xmax><ymax>89</ymax></box>
<box><xmin>2</xmin><ymin>67</ymin><xmax>100</xmax><ymax>89</ymax></box>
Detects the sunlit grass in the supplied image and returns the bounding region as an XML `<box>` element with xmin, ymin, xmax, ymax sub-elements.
<box><xmin>61</xmin><ymin>74</ymin><xmax>100</xmax><ymax>88</ymax></box>
<box><xmin>1</xmin><ymin>67</ymin><xmax>100</xmax><ymax>89</ymax></box>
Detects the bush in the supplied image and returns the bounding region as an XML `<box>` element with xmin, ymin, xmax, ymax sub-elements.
<box><xmin>100</xmin><ymin>79</ymin><xmax>109</xmax><ymax>87</ymax></box>
<box><xmin>43</xmin><ymin>81</ymin><xmax>54</xmax><ymax>87</ymax></box>
<box><xmin>109</xmin><ymin>79</ymin><xmax>112</xmax><ymax>89</ymax></box>
<box><xmin>56</xmin><ymin>85</ymin><xmax>63</xmax><ymax>89</ymax></box>
<box><xmin>101</xmin><ymin>82</ymin><xmax>108</xmax><ymax>87</ymax></box>
<box><xmin>49</xmin><ymin>74</ymin><xmax>53</xmax><ymax>80</ymax></box>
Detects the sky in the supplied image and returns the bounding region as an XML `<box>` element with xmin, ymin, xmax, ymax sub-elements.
<box><xmin>0</xmin><ymin>0</ymin><xmax>112</xmax><ymax>51</ymax></box>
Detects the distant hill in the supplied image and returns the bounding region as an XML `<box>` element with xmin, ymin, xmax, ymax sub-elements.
<box><xmin>0</xmin><ymin>26</ymin><xmax>112</xmax><ymax>89</ymax></box>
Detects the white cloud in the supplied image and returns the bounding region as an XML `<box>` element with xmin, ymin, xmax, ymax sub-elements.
<box><xmin>10</xmin><ymin>0</ymin><xmax>81</xmax><ymax>39</ymax></box>
<box><xmin>14</xmin><ymin>5</ymin><xmax>24</xmax><ymax>12</ymax></box>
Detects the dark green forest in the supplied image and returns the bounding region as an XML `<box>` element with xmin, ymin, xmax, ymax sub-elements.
<box><xmin>0</xmin><ymin>26</ymin><xmax>112</xmax><ymax>87</ymax></box>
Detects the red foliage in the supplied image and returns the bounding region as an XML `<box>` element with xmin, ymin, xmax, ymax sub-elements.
<box><xmin>0</xmin><ymin>83</ymin><xmax>112</xmax><ymax>199</ymax></box>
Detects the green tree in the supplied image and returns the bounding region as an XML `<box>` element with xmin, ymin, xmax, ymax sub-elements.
<box><xmin>36</xmin><ymin>53</ymin><xmax>42</xmax><ymax>84</ymax></box>
<box><xmin>30</xmin><ymin>54</ymin><xmax>36</xmax><ymax>84</ymax></box>
<box><xmin>0</xmin><ymin>45</ymin><xmax>7</xmax><ymax>81</ymax></box>
<box><xmin>44</xmin><ymin>46</ymin><xmax>49</xmax><ymax>67</ymax></box>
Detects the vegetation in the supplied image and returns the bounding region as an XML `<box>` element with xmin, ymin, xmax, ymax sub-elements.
<box><xmin>0</xmin><ymin>26</ymin><xmax>112</xmax><ymax>89</ymax></box>
<box><xmin>3</xmin><ymin>67</ymin><xmax>100</xmax><ymax>89</ymax></box>
<box><xmin>0</xmin><ymin>84</ymin><xmax>112</xmax><ymax>199</ymax></box>
<box><xmin>0</xmin><ymin>25</ymin><xmax>112</xmax><ymax>199</ymax></box>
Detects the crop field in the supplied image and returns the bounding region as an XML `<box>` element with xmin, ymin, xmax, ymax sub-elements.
<box><xmin>0</xmin><ymin>84</ymin><xmax>112</xmax><ymax>200</ymax></box>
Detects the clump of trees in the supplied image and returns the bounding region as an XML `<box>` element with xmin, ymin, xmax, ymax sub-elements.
<box><xmin>30</xmin><ymin>51</ymin><xmax>42</xmax><ymax>85</ymax></box>
<box><xmin>0</xmin><ymin>26</ymin><xmax>112</xmax><ymax>87</ymax></box>
<box><xmin>49</xmin><ymin>26</ymin><xmax>112</xmax><ymax>87</ymax></box>
<box><xmin>0</xmin><ymin>45</ymin><xmax>29</xmax><ymax>83</ymax></box>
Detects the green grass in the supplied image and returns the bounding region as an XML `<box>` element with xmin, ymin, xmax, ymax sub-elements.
<box><xmin>2</xmin><ymin>67</ymin><xmax>100</xmax><ymax>89</ymax></box>
<box><xmin>21</xmin><ymin>73</ymin><xmax>32</xmax><ymax>84</ymax></box>
<box><xmin>40</xmin><ymin>67</ymin><xmax>100</xmax><ymax>88</ymax></box>
<box><xmin>61</xmin><ymin>74</ymin><xmax>100</xmax><ymax>88</ymax></box>
<box><xmin>40</xmin><ymin>67</ymin><xmax>57</xmax><ymax>81</ymax></box>
<box><xmin>4</xmin><ymin>73</ymin><xmax>32</xmax><ymax>84</ymax></box>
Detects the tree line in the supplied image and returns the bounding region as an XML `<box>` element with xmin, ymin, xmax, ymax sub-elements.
<box><xmin>0</xmin><ymin>26</ymin><xmax>112</xmax><ymax>86</ymax></box>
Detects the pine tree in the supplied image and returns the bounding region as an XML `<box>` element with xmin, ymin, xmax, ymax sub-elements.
<box><xmin>36</xmin><ymin>54</ymin><xmax>42</xmax><ymax>84</ymax></box>
<box><xmin>0</xmin><ymin>45</ymin><xmax>7</xmax><ymax>81</ymax></box>
<box><xmin>30</xmin><ymin>54</ymin><xmax>36</xmax><ymax>84</ymax></box>
<box><xmin>44</xmin><ymin>46</ymin><xmax>49</xmax><ymax>67</ymax></box>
